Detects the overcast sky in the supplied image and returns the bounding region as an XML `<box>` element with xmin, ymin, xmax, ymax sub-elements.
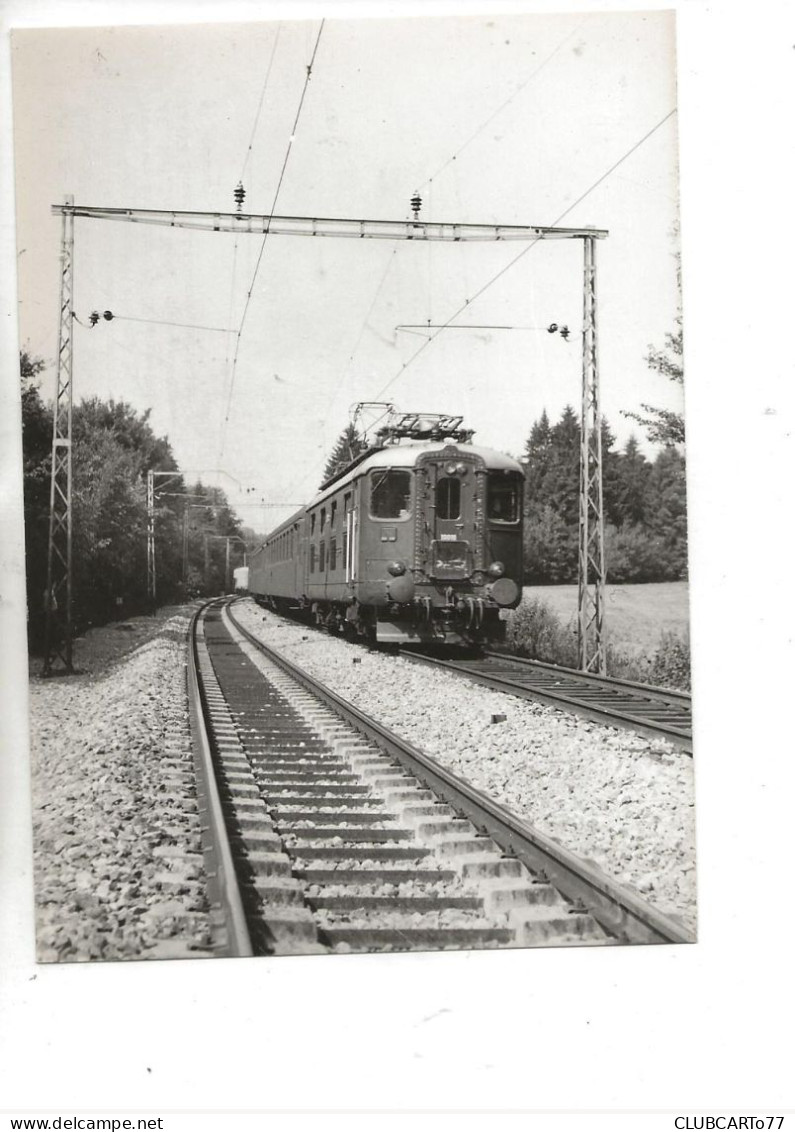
<box><xmin>12</xmin><ymin>9</ymin><xmax>681</xmax><ymax>531</ymax></box>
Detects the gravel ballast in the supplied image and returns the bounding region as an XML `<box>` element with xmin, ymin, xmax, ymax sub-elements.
<box><xmin>28</xmin><ymin>607</ymin><xmax>214</xmax><ymax>962</ymax></box>
<box><xmin>233</xmin><ymin>600</ymin><xmax>697</xmax><ymax>934</ymax></box>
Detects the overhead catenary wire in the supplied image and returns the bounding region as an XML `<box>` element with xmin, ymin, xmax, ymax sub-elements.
<box><xmin>315</xmin><ymin>248</ymin><xmax>398</xmax><ymax>435</ymax></box>
<box><xmin>374</xmin><ymin>106</ymin><xmax>678</xmax><ymax>402</ymax></box>
<box><xmin>217</xmin><ymin>233</ymin><xmax>241</xmax><ymax>467</ymax></box>
<box><xmin>217</xmin><ymin>26</ymin><xmax>282</xmax><ymax>468</ymax></box>
<box><xmin>414</xmin><ymin>16</ymin><xmax>591</xmax><ymax>196</ymax></box>
<box><xmin>219</xmin><ymin>19</ymin><xmax>326</xmax><ymax>461</ymax></box>
<box><xmin>239</xmin><ymin>24</ymin><xmax>283</xmax><ymax>183</ymax></box>
<box><xmin>100</xmin><ymin>313</ymin><xmax>236</xmax><ymax>334</ymax></box>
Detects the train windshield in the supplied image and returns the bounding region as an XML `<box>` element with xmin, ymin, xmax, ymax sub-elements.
<box><xmin>487</xmin><ymin>474</ymin><xmax>521</xmax><ymax>523</ymax></box>
<box><xmin>370</xmin><ymin>469</ymin><xmax>412</xmax><ymax>519</ymax></box>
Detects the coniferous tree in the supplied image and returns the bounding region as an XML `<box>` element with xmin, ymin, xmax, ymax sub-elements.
<box><xmin>544</xmin><ymin>404</ymin><xmax>580</xmax><ymax>528</ymax></box>
<box><xmin>322</xmin><ymin>423</ymin><xmax>366</xmax><ymax>484</ymax></box>
<box><xmin>600</xmin><ymin>416</ymin><xmax>623</xmax><ymax>529</ymax></box>
<box><xmin>522</xmin><ymin>409</ymin><xmax>552</xmax><ymax>512</ymax></box>
<box><xmin>644</xmin><ymin>445</ymin><xmax>688</xmax><ymax>578</ymax></box>
<box><xmin>520</xmin><ymin>405</ymin><xmax>688</xmax><ymax>584</ymax></box>
<box><xmin>612</xmin><ymin>434</ymin><xmax>650</xmax><ymax>527</ymax></box>
<box><xmin>521</xmin><ymin>406</ymin><xmax>579</xmax><ymax>583</ymax></box>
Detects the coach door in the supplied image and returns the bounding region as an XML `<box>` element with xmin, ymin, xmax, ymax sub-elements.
<box><xmin>426</xmin><ymin>452</ymin><xmax>477</xmax><ymax>580</ymax></box>
<box><xmin>344</xmin><ymin>490</ymin><xmax>357</xmax><ymax>584</ymax></box>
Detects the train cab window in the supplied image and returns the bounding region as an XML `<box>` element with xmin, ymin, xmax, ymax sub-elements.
<box><xmin>487</xmin><ymin>475</ymin><xmax>520</xmax><ymax>523</ymax></box>
<box><xmin>436</xmin><ymin>477</ymin><xmax>461</xmax><ymax>520</ymax></box>
<box><xmin>370</xmin><ymin>470</ymin><xmax>411</xmax><ymax>520</ymax></box>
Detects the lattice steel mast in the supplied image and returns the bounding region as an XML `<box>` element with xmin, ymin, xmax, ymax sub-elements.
<box><xmin>578</xmin><ymin>234</ymin><xmax>606</xmax><ymax>673</ymax></box>
<box><xmin>42</xmin><ymin>197</ymin><xmax>75</xmax><ymax>676</ymax></box>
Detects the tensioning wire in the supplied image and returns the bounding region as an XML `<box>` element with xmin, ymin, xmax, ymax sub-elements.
<box><xmin>374</xmin><ymin>107</ymin><xmax>678</xmax><ymax>402</ymax></box>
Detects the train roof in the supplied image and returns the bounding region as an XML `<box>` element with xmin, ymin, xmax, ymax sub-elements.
<box><xmin>309</xmin><ymin>440</ymin><xmax>523</xmax><ymax>505</ymax></box>
<box><xmin>260</xmin><ymin>440</ymin><xmax>523</xmax><ymax>543</ymax></box>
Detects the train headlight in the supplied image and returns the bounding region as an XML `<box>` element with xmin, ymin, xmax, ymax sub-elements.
<box><xmin>487</xmin><ymin>561</ymin><xmax>505</xmax><ymax>578</ymax></box>
<box><xmin>387</xmin><ymin>560</ymin><xmax>407</xmax><ymax>576</ymax></box>
<box><xmin>444</xmin><ymin>462</ymin><xmax>457</xmax><ymax>475</ymax></box>
<box><xmin>455</xmin><ymin>462</ymin><xmax>468</xmax><ymax>475</ymax></box>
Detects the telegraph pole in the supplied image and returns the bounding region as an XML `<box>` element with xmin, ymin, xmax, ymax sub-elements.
<box><xmin>42</xmin><ymin>196</ymin><xmax>75</xmax><ymax>676</ymax></box>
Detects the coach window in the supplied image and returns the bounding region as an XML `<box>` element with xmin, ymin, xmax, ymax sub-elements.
<box><xmin>320</xmin><ymin>507</ymin><xmax>326</xmax><ymax>532</ymax></box>
<box><xmin>436</xmin><ymin>477</ymin><xmax>461</xmax><ymax>520</ymax></box>
<box><xmin>310</xmin><ymin>513</ymin><xmax>316</xmax><ymax>536</ymax></box>
<box><xmin>487</xmin><ymin>475</ymin><xmax>520</xmax><ymax>523</ymax></box>
<box><xmin>331</xmin><ymin>500</ymin><xmax>337</xmax><ymax>527</ymax></box>
<box><xmin>330</xmin><ymin>538</ymin><xmax>337</xmax><ymax>571</ymax></box>
<box><xmin>310</xmin><ymin>544</ymin><xmax>316</xmax><ymax>573</ymax></box>
<box><xmin>370</xmin><ymin>469</ymin><xmax>411</xmax><ymax>520</ymax></box>
<box><xmin>319</xmin><ymin>542</ymin><xmax>326</xmax><ymax>572</ymax></box>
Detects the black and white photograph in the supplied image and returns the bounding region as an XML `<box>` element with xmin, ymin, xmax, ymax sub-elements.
<box><xmin>10</xmin><ymin>9</ymin><xmax>694</xmax><ymax>965</ymax></box>
<box><xmin>3</xmin><ymin>0</ymin><xmax>795</xmax><ymax>1122</ymax></box>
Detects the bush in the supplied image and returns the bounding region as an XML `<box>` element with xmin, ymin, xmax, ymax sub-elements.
<box><xmin>506</xmin><ymin>598</ymin><xmax>691</xmax><ymax>692</ymax></box>
<box><xmin>649</xmin><ymin>629</ymin><xmax>691</xmax><ymax>691</ymax></box>
<box><xmin>506</xmin><ymin>598</ymin><xmax>579</xmax><ymax>667</ymax></box>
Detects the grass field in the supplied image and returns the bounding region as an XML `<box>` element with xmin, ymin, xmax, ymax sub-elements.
<box><xmin>520</xmin><ymin>582</ymin><xmax>690</xmax><ymax>657</ymax></box>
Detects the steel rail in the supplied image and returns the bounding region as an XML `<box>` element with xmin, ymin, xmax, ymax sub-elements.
<box><xmin>485</xmin><ymin>650</ymin><xmax>691</xmax><ymax>705</ymax></box>
<box><xmin>187</xmin><ymin>603</ymin><xmax>253</xmax><ymax>957</ymax></box>
<box><xmin>402</xmin><ymin>648</ymin><xmax>693</xmax><ymax>754</ymax></box>
<box><xmin>227</xmin><ymin>602</ymin><xmax>693</xmax><ymax>947</ymax></box>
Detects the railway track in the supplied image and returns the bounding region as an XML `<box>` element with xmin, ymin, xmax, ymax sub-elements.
<box><xmin>401</xmin><ymin>648</ymin><xmax>693</xmax><ymax>753</ymax></box>
<box><xmin>189</xmin><ymin>598</ymin><xmax>693</xmax><ymax>957</ymax></box>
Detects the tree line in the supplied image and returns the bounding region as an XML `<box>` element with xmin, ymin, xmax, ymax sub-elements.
<box><xmin>522</xmin><ymin>406</ymin><xmax>686</xmax><ymax>584</ymax></box>
<box><xmin>21</xmin><ymin>311</ymin><xmax>686</xmax><ymax>651</ymax></box>
<box><xmin>20</xmin><ymin>352</ymin><xmax>250</xmax><ymax>651</ymax></box>
<box><xmin>523</xmin><ymin>313</ymin><xmax>686</xmax><ymax>584</ymax></box>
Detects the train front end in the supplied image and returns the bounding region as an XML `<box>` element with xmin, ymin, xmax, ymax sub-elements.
<box><xmin>359</xmin><ymin>442</ymin><xmax>524</xmax><ymax>646</ymax></box>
